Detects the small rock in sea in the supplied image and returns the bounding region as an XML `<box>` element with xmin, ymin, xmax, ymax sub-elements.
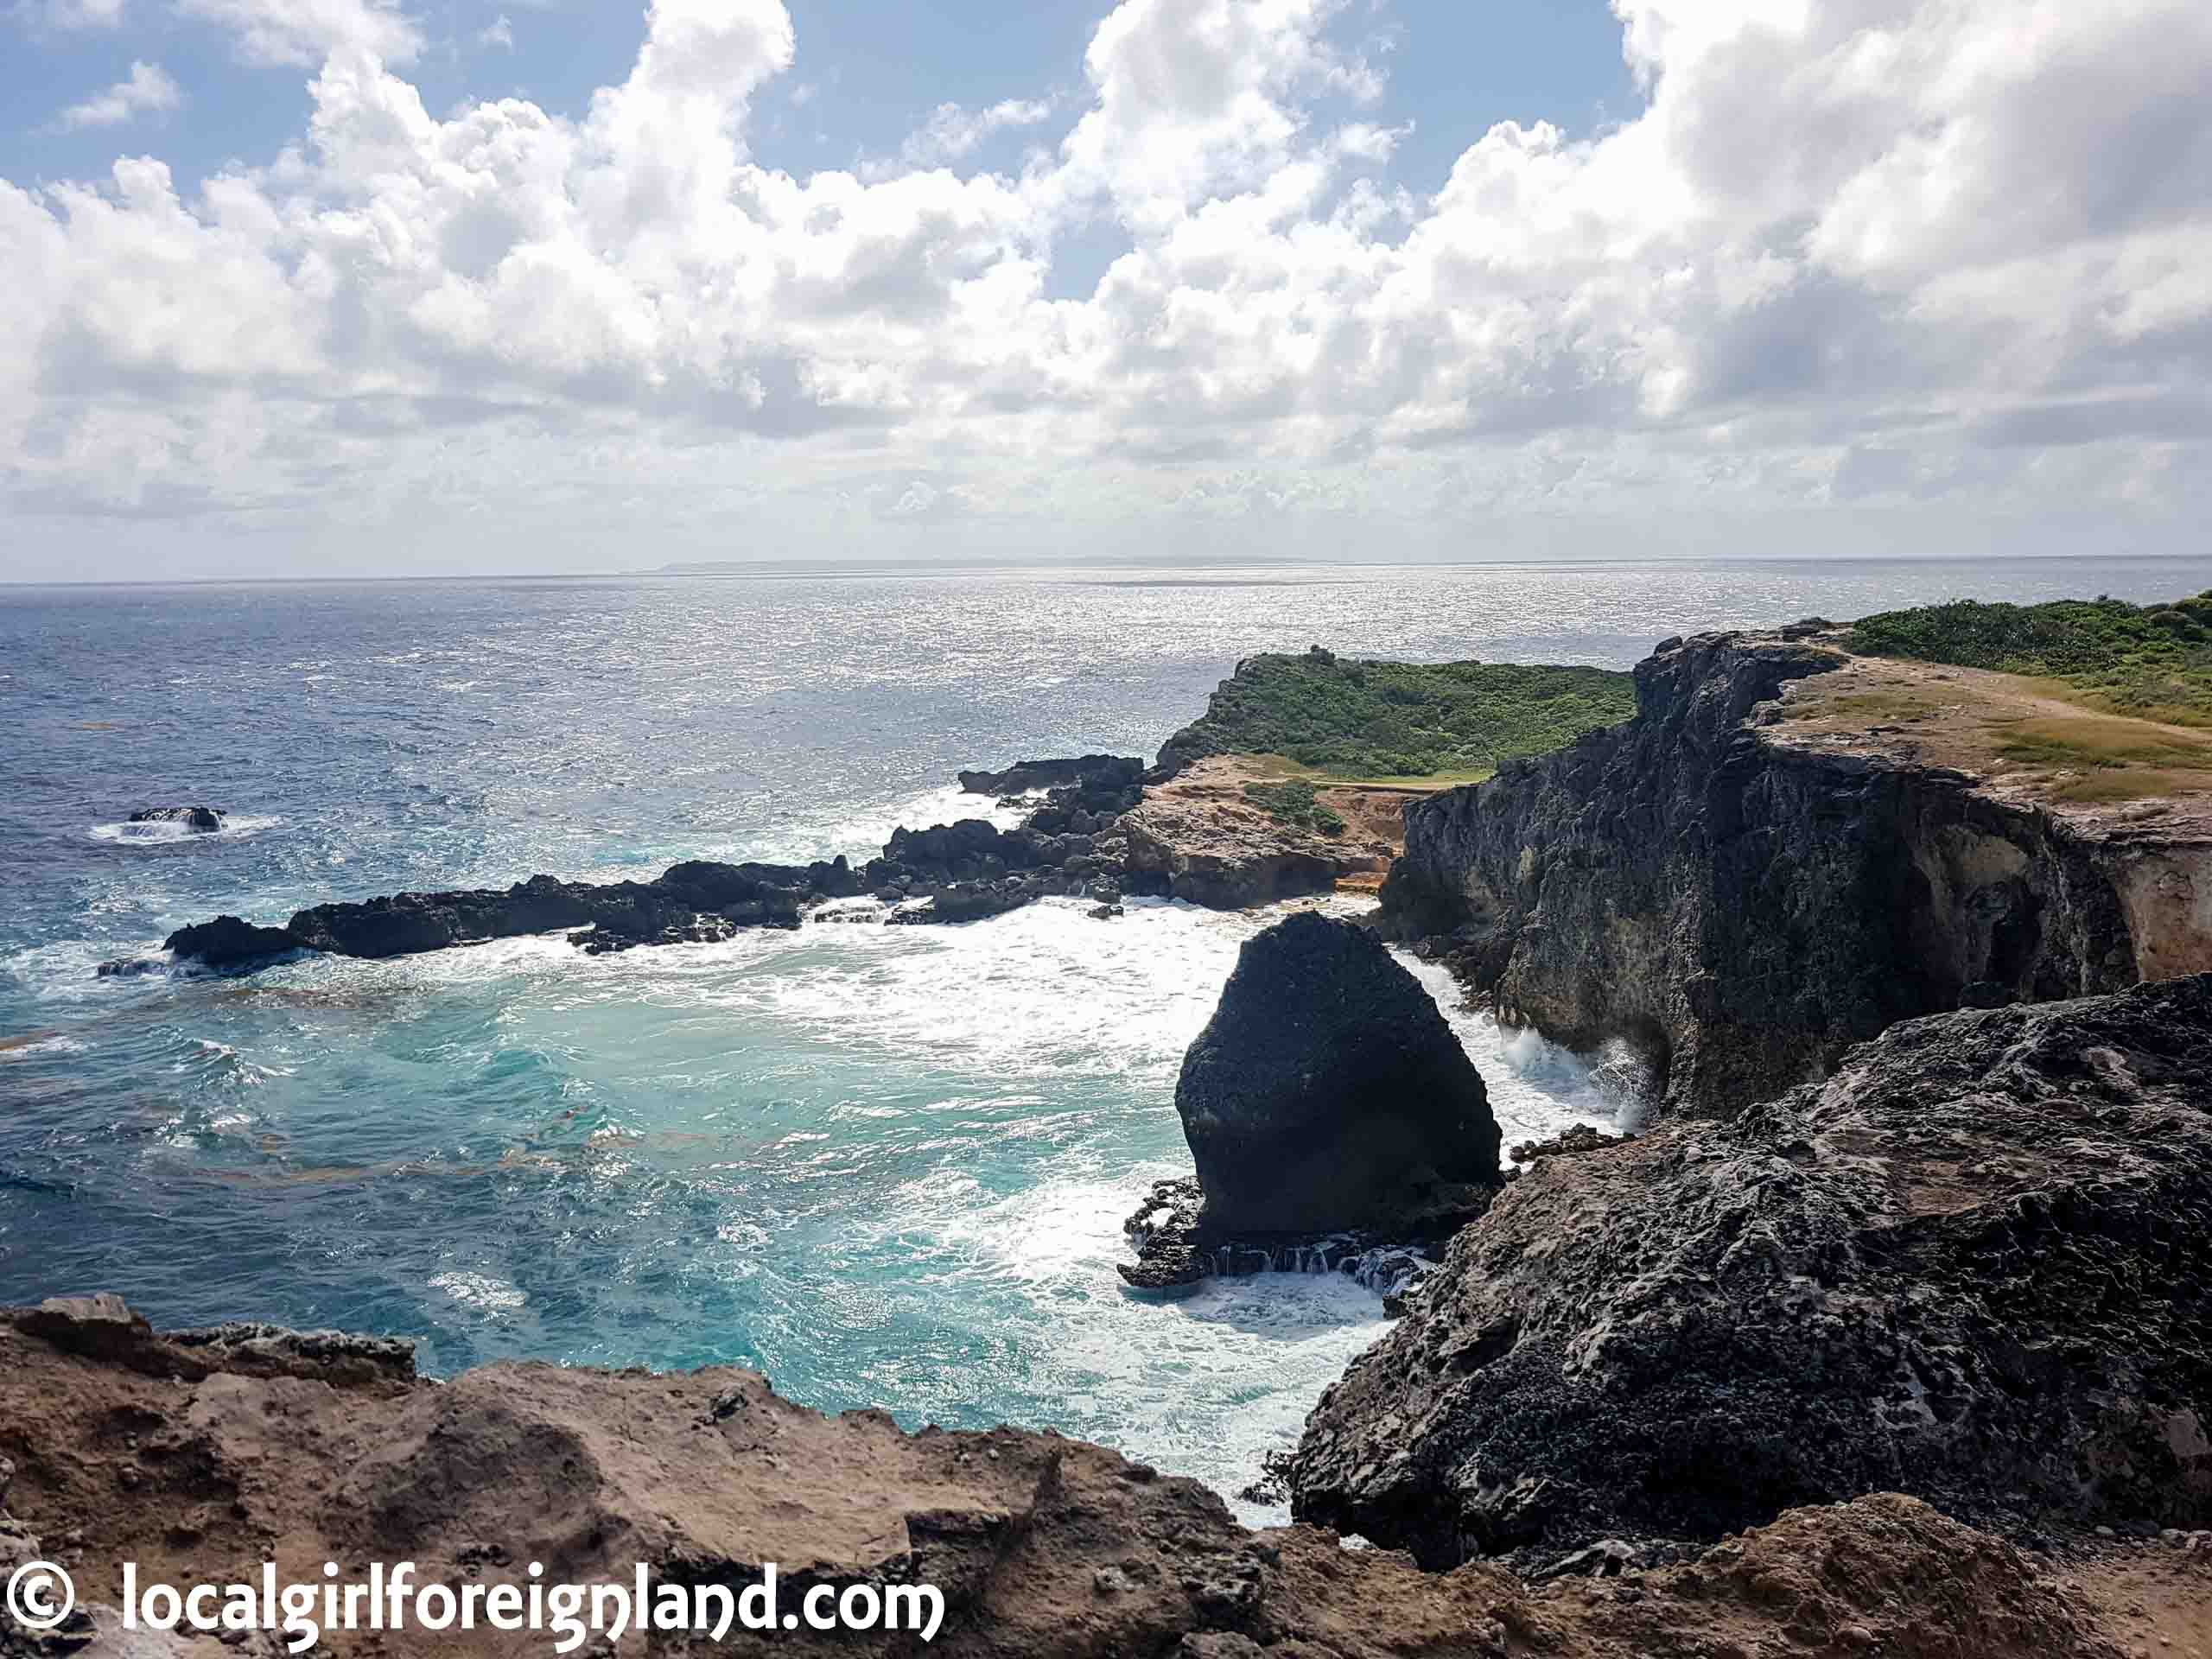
<box><xmin>1090</xmin><ymin>904</ymin><xmax>1124</xmax><ymax>920</ymax></box>
<box><xmin>128</xmin><ymin>805</ymin><xmax>226</xmax><ymax>832</ymax></box>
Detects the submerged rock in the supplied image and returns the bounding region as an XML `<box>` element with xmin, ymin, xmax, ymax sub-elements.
<box><xmin>1178</xmin><ymin>912</ymin><xmax>1500</xmax><ymax>1235</ymax></box>
<box><xmin>127</xmin><ymin>804</ymin><xmax>225</xmax><ymax>832</ymax></box>
<box><xmin>1293</xmin><ymin>973</ymin><xmax>2212</xmax><ymax>1567</ymax></box>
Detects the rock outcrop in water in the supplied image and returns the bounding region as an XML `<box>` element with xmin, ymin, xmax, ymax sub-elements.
<box><xmin>958</xmin><ymin>754</ymin><xmax>1145</xmax><ymax>799</ymax></box>
<box><xmin>1378</xmin><ymin>629</ymin><xmax>2212</xmax><ymax>1115</ymax></box>
<box><xmin>127</xmin><ymin>805</ymin><xmax>224</xmax><ymax>832</ymax></box>
<box><xmin>142</xmin><ymin>859</ymin><xmax>862</xmax><ymax>971</ymax></box>
<box><xmin>156</xmin><ymin>915</ymin><xmax>302</xmax><ymax>969</ymax></box>
<box><xmin>1122</xmin><ymin>913</ymin><xmax>1500</xmax><ymax>1289</ymax></box>
<box><xmin>0</xmin><ymin>1294</ymin><xmax>2170</xmax><ymax>1659</ymax></box>
<box><xmin>1180</xmin><ymin>913</ymin><xmax>1500</xmax><ymax>1231</ymax></box>
<box><xmin>1292</xmin><ymin>974</ymin><xmax>2212</xmax><ymax>1571</ymax></box>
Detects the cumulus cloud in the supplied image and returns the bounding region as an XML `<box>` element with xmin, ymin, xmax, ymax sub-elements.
<box><xmin>175</xmin><ymin>0</ymin><xmax>423</xmax><ymax>67</ymax></box>
<box><xmin>3</xmin><ymin>0</ymin><xmax>2210</xmax><ymax>571</ymax></box>
<box><xmin>54</xmin><ymin>60</ymin><xmax>180</xmax><ymax>128</ymax></box>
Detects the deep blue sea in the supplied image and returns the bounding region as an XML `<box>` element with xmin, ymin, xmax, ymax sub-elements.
<box><xmin>3</xmin><ymin>556</ymin><xmax>2205</xmax><ymax>1519</ymax></box>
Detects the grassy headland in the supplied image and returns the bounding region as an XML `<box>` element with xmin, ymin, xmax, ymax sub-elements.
<box><xmin>1849</xmin><ymin>593</ymin><xmax>2212</xmax><ymax>727</ymax></box>
<box><xmin>1766</xmin><ymin>592</ymin><xmax>2212</xmax><ymax>808</ymax></box>
<box><xmin>1159</xmin><ymin>647</ymin><xmax>1637</xmax><ymax>785</ymax></box>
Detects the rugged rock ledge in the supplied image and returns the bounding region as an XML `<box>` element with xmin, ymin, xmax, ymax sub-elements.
<box><xmin>1379</xmin><ymin>629</ymin><xmax>2212</xmax><ymax>1114</ymax></box>
<box><xmin>124</xmin><ymin>758</ymin><xmax>1147</xmax><ymax>975</ymax></box>
<box><xmin>0</xmin><ymin>1295</ymin><xmax>2162</xmax><ymax>1659</ymax></box>
<box><xmin>1115</xmin><ymin>757</ymin><xmax>1410</xmax><ymax>909</ymax></box>
<box><xmin>1291</xmin><ymin>975</ymin><xmax>2212</xmax><ymax>1572</ymax></box>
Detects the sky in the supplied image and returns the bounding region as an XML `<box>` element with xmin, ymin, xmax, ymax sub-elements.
<box><xmin>1</xmin><ymin>0</ymin><xmax>2208</xmax><ymax>581</ymax></box>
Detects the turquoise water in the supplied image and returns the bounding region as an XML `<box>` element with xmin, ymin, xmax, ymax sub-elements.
<box><xmin>3</xmin><ymin>556</ymin><xmax>2204</xmax><ymax>1518</ymax></box>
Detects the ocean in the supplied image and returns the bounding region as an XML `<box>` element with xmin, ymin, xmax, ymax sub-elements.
<box><xmin>2</xmin><ymin>555</ymin><xmax>2203</xmax><ymax>1522</ymax></box>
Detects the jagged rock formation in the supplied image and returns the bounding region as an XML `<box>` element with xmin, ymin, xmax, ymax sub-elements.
<box><xmin>153</xmin><ymin>915</ymin><xmax>302</xmax><ymax>969</ymax></box>
<box><xmin>126</xmin><ymin>805</ymin><xmax>225</xmax><ymax>832</ymax></box>
<box><xmin>1292</xmin><ymin>975</ymin><xmax>2212</xmax><ymax>1570</ymax></box>
<box><xmin>958</xmin><ymin>754</ymin><xmax>1144</xmax><ymax>798</ymax></box>
<box><xmin>1122</xmin><ymin>914</ymin><xmax>1499</xmax><ymax>1288</ymax></box>
<box><xmin>1379</xmin><ymin>629</ymin><xmax>2212</xmax><ymax>1114</ymax></box>
<box><xmin>0</xmin><ymin>1295</ymin><xmax>2157</xmax><ymax>1659</ymax></box>
<box><xmin>123</xmin><ymin>758</ymin><xmax>1146</xmax><ymax>971</ymax></box>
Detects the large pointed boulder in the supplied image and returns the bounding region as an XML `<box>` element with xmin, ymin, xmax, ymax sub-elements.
<box><xmin>1176</xmin><ymin>911</ymin><xmax>1501</xmax><ymax>1234</ymax></box>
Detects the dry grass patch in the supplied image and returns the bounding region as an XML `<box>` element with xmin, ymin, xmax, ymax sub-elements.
<box><xmin>1986</xmin><ymin>715</ymin><xmax>2212</xmax><ymax>772</ymax></box>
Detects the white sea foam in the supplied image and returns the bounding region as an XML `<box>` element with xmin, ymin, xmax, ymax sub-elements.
<box><xmin>1400</xmin><ymin>954</ymin><xmax>1637</xmax><ymax>1151</ymax></box>
<box><xmin>817</xmin><ymin>783</ymin><xmax>1030</xmax><ymax>861</ymax></box>
<box><xmin>90</xmin><ymin>813</ymin><xmax>283</xmax><ymax>846</ymax></box>
<box><xmin>0</xmin><ymin>1034</ymin><xmax>88</xmax><ymax>1059</ymax></box>
<box><xmin>430</xmin><ymin>1270</ymin><xmax>528</xmax><ymax>1315</ymax></box>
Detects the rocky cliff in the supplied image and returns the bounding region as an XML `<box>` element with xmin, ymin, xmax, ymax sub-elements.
<box><xmin>0</xmin><ymin>1295</ymin><xmax>2169</xmax><ymax>1659</ymax></box>
<box><xmin>1291</xmin><ymin>975</ymin><xmax>2212</xmax><ymax>1572</ymax></box>
<box><xmin>1378</xmin><ymin>629</ymin><xmax>2212</xmax><ymax>1115</ymax></box>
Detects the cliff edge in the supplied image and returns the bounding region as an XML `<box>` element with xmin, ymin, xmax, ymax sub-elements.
<box><xmin>1378</xmin><ymin>626</ymin><xmax>2212</xmax><ymax>1115</ymax></box>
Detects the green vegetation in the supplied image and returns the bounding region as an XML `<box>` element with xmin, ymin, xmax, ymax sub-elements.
<box><xmin>1241</xmin><ymin>778</ymin><xmax>1346</xmax><ymax>836</ymax></box>
<box><xmin>1160</xmin><ymin>646</ymin><xmax>1638</xmax><ymax>781</ymax></box>
<box><xmin>1849</xmin><ymin>593</ymin><xmax>2212</xmax><ymax>725</ymax></box>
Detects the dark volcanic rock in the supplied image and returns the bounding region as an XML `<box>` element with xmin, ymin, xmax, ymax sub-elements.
<box><xmin>154</xmin><ymin>858</ymin><xmax>859</xmax><ymax>976</ymax></box>
<box><xmin>163</xmin><ymin>914</ymin><xmax>303</xmax><ymax>969</ymax></box>
<box><xmin>885</xmin><ymin>876</ymin><xmax>1053</xmax><ymax>925</ymax></box>
<box><xmin>128</xmin><ymin>804</ymin><xmax>226</xmax><ymax>831</ymax></box>
<box><xmin>1379</xmin><ymin>631</ymin><xmax>2159</xmax><ymax>1115</ymax></box>
<box><xmin>958</xmin><ymin>754</ymin><xmax>1143</xmax><ymax>796</ymax></box>
<box><xmin>1293</xmin><ymin>974</ymin><xmax>2212</xmax><ymax>1568</ymax></box>
<box><xmin>1175</xmin><ymin>912</ymin><xmax>1501</xmax><ymax>1235</ymax></box>
<box><xmin>284</xmin><ymin>859</ymin><xmax>843</xmax><ymax>958</ymax></box>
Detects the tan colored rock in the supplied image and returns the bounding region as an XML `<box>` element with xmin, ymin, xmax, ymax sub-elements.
<box><xmin>1114</xmin><ymin>757</ymin><xmax>1414</xmax><ymax>909</ymax></box>
<box><xmin>0</xmin><ymin>1300</ymin><xmax>2165</xmax><ymax>1658</ymax></box>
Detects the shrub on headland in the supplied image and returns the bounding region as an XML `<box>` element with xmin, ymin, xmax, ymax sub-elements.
<box><xmin>1159</xmin><ymin>645</ymin><xmax>1638</xmax><ymax>781</ymax></box>
<box><xmin>1850</xmin><ymin>592</ymin><xmax>2212</xmax><ymax>723</ymax></box>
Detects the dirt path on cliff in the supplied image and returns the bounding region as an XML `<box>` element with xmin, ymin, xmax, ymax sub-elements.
<box><xmin>1770</xmin><ymin>651</ymin><xmax>2212</xmax><ymax>836</ymax></box>
<box><xmin>2064</xmin><ymin>1546</ymin><xmax>2212</xmax><ymax>1659</ymax></box>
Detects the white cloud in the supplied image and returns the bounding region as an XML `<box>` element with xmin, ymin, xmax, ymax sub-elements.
<box><xmin>476</xmin><ymin>13</ymin><xmax>512</xmax><ymax>50</ymax></box>
<box><xmin>54</xmin><ymin>60</ymin><xmax>181</xmax><ymax>128</ymax></box>
<box><xmin>3</xmin><ymin>0</ymin><xmax>2210</xmax><ymax>573</ymax></box>
<box><xmin>898</xmin><ymin>98</ymin><xmax>1056</xmax><ymax>169</ymax></box>
<box><xmin>176</xmin><ymin>0</ymin><xmax>423</xmax><ymax>67</ymax></box>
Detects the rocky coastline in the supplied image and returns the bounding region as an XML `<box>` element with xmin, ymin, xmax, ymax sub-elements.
<box><xmin>1378</xmin><ymin>626</ymin><xmax>2212</xmax><ymax>1116</ymax></box>
<box><xmin>127</xmin><ymin>748</ymin><xmax>1414</xmax><ymax>976</ymax></box>
<box><xmin>1291</xmin><ymin>973</ymin><xmax>2212</xmax><ymax>1571</ymax></box>
<box><xmin>2</xmin><ymin>1294</ymin><xmax>2189</xmax><ymax>1659</ymax></box>
<box><xmin>38</xmin><ymin>603</ymin><xmax>2212</xmax><ymax>1654</ymax></box>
